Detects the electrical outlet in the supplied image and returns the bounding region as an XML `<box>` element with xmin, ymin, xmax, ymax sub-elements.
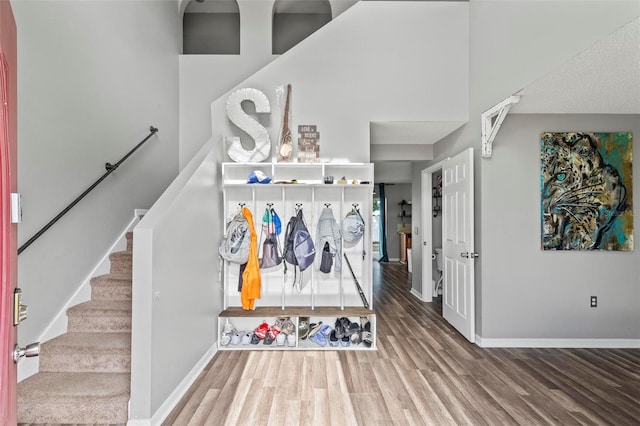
<box><xmin>590</xmin><ymin>296</ymin><xmax>597</xmax><ymax>308</ymax></box>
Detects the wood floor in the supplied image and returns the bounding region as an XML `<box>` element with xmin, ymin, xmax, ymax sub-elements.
<box><xmin>163</xmin><ymin>262</ymin><xmax>640</xmax><ymax>425</ymax></box>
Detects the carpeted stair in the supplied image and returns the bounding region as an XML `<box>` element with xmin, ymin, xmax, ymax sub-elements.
<box><xmin>18</xmin><ymin>232</ymin><xmax>133</xmax><ymax>424</ymax></box>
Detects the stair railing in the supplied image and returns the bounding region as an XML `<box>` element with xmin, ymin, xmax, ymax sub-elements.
<box><xmin>17</xmin><ymin>125</ymin><xmax>158</xmax><ymax>255</ymax></box>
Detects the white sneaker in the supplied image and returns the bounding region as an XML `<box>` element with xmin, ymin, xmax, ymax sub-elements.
<box><xmin>220</xmin><ymin>334</ymin><xmax>231</xmax><ymax>346</ymax></box>
<box><xmin>276</xmin><ymin>333</ymin><xmax>286</xmax><ymax>346</ymax></box>
<box><xmin>287</xmin><ymin>334</ymin><xmax>296</xmax><ymax>347</ymax></box>
<box><xmin>231</xmin><ymin>332</ymin><xmax>241</xmax><ymax>345</ymax></box>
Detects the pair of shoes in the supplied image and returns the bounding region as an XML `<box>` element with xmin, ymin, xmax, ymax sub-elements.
<box><xmin>220</xmin><ymin>320</ymin><xmax>236</xmax><ymax>346</ymax></box>
<box><xmin>362</xmin><ymin>320</ymin><xmax>373</xmax><ymax>348</ymax></box>
<box><xmin>252</xmin><ymin>321</ymin><xmax>269</xmax><ymax>344</ymax></box>
<box><xmin>334</xmin><ymin>317</ymin><xmax>350</xmax><ymax>339</ymax></box>
<box><xmin>310</xmin><ymin>324</ymin><xmax>332</xmax><ymax>346</ymax></box>
<box><xmin>298</xmin><ymin>317</ymin><xmax>310</xmax><ymax>340</ymax></box>
<box><xmin>281</xmin><ymin>318</ymin><xmax>296</xmax><ymax>335</ymax></box>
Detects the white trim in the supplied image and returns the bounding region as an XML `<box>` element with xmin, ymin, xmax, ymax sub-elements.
<box><xmin>409</xmin><ymin>288</ymin><xmax>423</xmax><ymax>301</ymax></box>
<box><xmin>140</xmin><ymin>344</ymin><xmax>218</xmax><ymax>426</ymax></box>
<box><xmin>18</xmin><ymin>211</ymin><xmax>146</xmax><ymax>382</ymax></box>
<box><xmin>476</xmin><ymin>335</ymin><xmax>640</xmax><ymax>349</ymax></box>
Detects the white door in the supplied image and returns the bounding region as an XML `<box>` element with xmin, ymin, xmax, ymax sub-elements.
<box><xmin>442</xmin><ymin>148</ymin><xmax>475</xmax><ymax>342</ymax></box>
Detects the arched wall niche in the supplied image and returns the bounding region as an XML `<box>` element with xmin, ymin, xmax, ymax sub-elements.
<box><xmin>272</xmin><ymin>0</ymin><xmax>332</xmax><ymax>54</ymax></box>
<box><xmin>183</xmin><ymin>0</ymin><xmax>240</xmax><ymax>54</ymax></box>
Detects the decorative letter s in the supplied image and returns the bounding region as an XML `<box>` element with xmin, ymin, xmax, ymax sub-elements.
<box><xmin>225</xmin><ymin>88</ymin><xmax>271</xmax><ymax>163</ymax></box>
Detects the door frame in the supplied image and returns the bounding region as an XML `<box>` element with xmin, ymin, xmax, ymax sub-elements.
<box><xmin>420</xmin><ymin>159</ymin><xmax>447</xmax><ymax>303</ymax></box>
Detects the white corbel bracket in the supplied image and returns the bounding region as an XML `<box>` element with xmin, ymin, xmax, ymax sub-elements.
<box><xmin>481</xmin><ymin>95</ymin><xmax>520</xmax><ymax>158</ymax></box>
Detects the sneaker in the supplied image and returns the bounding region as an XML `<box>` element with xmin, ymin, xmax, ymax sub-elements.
<box><xmin>307</xmin><ymin>322</ymin><xmax>324</xmax><ymax>339</ymax></box>
<box><xmin>298</xmin><ymin>317</ymin><xmax>310</xmax><ymax>340</ymax></box>
<box><xmin>220</xmin><ymin>334</ymin><xmax>231</xmax><ymax>346</ymax></box>
<box><xmin>329</xmin><ymin>330</ymin><xmax>339</xmax><ymax>347</ymax></box>
<box><xmin>340</xmin><ymin>335</ymin><xmax>351</xmax><ymax>347</ymax></box>
<box><xmin>282</xmin><ymin>319</ymin><xmax>296</xmax><ymax>335</ymax></box>
<box><xmin>276</xmin><ymin>333</ymin><xmax>286</xmax><ymax>346</ymax></box>
<box><xmin>250</xmin><ymin>332</ymin><xmax>261</xmax><ymax>345</ymax></box>
<box><xmin>254</xmin><ymin>321</ymin><xmax>269</xmax><ymax>339</ymax></box>
<box><xmin>241</xmin><ymin>332</ymin><xmax>251</xmax><ymax>345</ymax></box>
<box><xmin>287</xmin><ymin>334</ymin><xmax>296</xmax><ymax>347</ymax></box>
<box><xmin>223</xmin><ymin>320</ymin><xmax>235</xmax><ymax>335</ymax></box>
<box><xmin>231</xmin><ymin>332</ymin><xmax>242</xmax><ymax>345</ymax></box>
<box><xmin>362</xmin><ymin>320</ymin><xmax>372</xmax><ymax>348</ymax></box>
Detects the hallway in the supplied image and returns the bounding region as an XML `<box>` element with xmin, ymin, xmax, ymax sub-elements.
<box><xmin>163</xmin><ymin>262</ymin><xmax>640</xmax><ymax>425</ymax></box>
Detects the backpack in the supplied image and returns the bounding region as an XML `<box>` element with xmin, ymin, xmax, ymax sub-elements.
<box><xmin>259</xmin><ymin>207</ymin><xmax>282</xmax><ymax>269</ymax></box>
<box><xmin>283</xmin><ymin>208</ymin><xmax>315</xmax><ymax>291</ymax></box>
<box><xmin>293</xmin><ymin>230</ymin><xmax>315</xmax><ymax>271</ymax></box>
<box><xmin>283</xmin><ymin>209</ymin><xmax>315</xmax><ymax>268</ymax></box>
<box><xmin>219</xmin><ymin>209</ymin><xmax>251</xmax><ymax>264</ymax></box>
<box><xmin>314</xmin><ymin>207</ymin><xmax>342</xmax><ymax>273</ymax></box>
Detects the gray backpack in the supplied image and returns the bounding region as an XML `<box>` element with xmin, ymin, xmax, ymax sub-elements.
<box><xmin>219</xmin><ymin>209</ymin><xmax>250</xmax><ymax>264</ymax></box>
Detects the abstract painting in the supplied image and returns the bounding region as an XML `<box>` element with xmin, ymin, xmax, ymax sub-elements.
<box><xmin>541</xmin><ymin>132</ymin><xmax>633</xmax><ymax>251</ymax></box>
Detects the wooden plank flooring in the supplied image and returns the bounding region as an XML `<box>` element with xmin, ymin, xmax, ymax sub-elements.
<box><xmin>21</xmin><ymin>262</ymin><xmax>640</xmax><ymax>425</ymax></box>
<box><xmin>162</xmin><ymin>262</ymin><xmax>640</xmax><ymax>425</ymax></box>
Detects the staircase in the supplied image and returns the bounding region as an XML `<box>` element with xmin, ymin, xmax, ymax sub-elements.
<box><xmin>18</xmin><ymin>233</ymin><xmax>134</xmax><ymax>424</ymax></box>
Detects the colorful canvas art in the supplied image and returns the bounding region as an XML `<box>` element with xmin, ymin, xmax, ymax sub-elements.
<box><xmin>540</xmin><ymin>132</ymin><xmax>633</xmax><ymax>251</ymax></box>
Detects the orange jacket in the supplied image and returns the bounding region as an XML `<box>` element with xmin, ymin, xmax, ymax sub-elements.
<box><xmin>240</xmin><ymin>207</ymin><xmax>261</xmax><ymax>310</ymax></box>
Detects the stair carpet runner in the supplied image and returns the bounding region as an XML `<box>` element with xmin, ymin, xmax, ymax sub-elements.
<box><xmin>18</xmin><ymin>233</ymin><xmax>133</xmax><ymax>424</ymax></box>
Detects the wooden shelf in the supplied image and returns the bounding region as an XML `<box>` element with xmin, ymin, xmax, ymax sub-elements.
<box><xmin>220</xmin><ymin>306</ymin><xmax>375</xmax><ymax>318</ymax></box>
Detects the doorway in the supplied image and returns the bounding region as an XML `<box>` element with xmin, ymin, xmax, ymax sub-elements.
<box><xmin>421</xmin><ymin>148</ymin><xmax>476</xmax><ymax>343</ymax></box>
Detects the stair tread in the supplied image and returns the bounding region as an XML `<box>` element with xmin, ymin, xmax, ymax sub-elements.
<box><xmin>110</xmin><ymin>251</ymin><xmax>132</xmax><ymax>258</ymax></box>
<box><xmin>19</xmin><ymin>372</ymin><xmax>130</xmax><ymax>403</ymax></box>
<box><xmin>67</xmin><ymin>300</ymin><xmax>131</xmax><ymax>316</ymax></box>
<box><xmin>44</xmin><ymin>332</ymin><xmax>131</xmax><ymax>350</ymax></box>
<box><xmin>91</xmin><ymin>273</ymin><xmax>132</xmax><ymax>285</ymax></box>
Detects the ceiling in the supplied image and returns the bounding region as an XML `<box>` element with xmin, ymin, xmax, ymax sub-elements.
<box><xmin>511</xmin><ymin>17</ymin><xmax>640</xmax><ymax>114</ymax></box>
<box><xmin>370</xmin><ymin>121</ymin><xmax>467</xmax><ymax>145</ymax></box>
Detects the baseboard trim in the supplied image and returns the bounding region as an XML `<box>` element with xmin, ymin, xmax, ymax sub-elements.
<box><xmin>147</xmin><ymin>343</ymin><xmax>218</xmax><ymax>425</ymax></box>
<box><xmin>18</xmin><ymin>211</ymin><xmax>145</xmax><ymax>383</ymax></box>
<box><xmin>409</xmin><ymin>288</ymin><xmax>423</xmax><ymax>301</ymax></box>
<box><xmin>476</xmin><ymin>336</ymin><xmax>640</xmax><ymax>348</ymax></box>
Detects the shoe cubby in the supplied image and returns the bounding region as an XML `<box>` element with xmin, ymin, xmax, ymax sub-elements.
<box><xmin>217</xmin><ymin>307</ymin><xmax>376</xmax><ymax>351</ymax></box>
<box><xmin>219</xmin><ymin>163</ymin><xmax>376</xmax><ymax>351</ymax></box>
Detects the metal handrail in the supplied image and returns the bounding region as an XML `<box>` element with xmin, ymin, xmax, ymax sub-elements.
<box><xmin>17</xmin><ymin>125</ymin><xmax>158</xmax><ymax>255</ymax></box>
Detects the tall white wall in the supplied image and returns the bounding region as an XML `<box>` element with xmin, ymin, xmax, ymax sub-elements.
<box><xmin>13</xmin><ymin>0</ymin><xmax>180</xmax><ymax>347</ymax></box>
<box><xmin>183</xmin><ymin>1</ymin><xmax>468</xmax><ymax>166</ymax></box>
<box><xmin>411</xmin><ymin>0</ymin><xmax>640</xmax><ymax>340</ymax></box>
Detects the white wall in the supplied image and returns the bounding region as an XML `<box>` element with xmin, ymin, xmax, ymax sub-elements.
<box><xmin>130</xmin><ymin>140</ymin><xmax>222</xmax><ymax>421</ymax></box>
<box><xmin>410</xmin><ymin>0</ymin><xmax>640</xmax><ymax>340</ymax></box>
<box><xmin>13</xmin><ymin>0</ymin><xmax>180</xmax><ymax>347</ymax></box>
<box><xmin>178</xmin><ymin>0</ymin><xmax>358</xmax><ymax>169</ymax></box>
<box><xmin>483</xmin><ymin>114</ymin><xmax>640</xmax><ymax>340</ymax></box>
<box><xmin>184</xmin><ymin>1</ymin><xmax>468</xmax><ymax>166</ymax></box>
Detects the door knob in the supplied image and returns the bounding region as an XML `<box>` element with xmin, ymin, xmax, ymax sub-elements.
<box><xmin>13</xmin><ymin>342</ymin><xmax>40</xmax><ymax>363</ymax></box>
